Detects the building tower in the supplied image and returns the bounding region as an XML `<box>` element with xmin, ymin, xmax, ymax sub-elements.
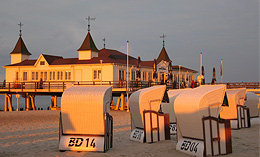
<box><xmin>10</xmin><ymin>22</ymin><xmax>31</xmax><ymax>64</ymax></box>
<box><xmin>77</xmin><ymin>32</ymin><xmax>99</xmax><ymax>60</ymax></box>
<box><xmin>77</xmin><ymin>16</ymin><xmax>99</xmax><ymax>60</ymax></box>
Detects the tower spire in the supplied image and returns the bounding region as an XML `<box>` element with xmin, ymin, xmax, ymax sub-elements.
<box><xmin>160</xmin><ymin>34</ymin><xmax>166</xmax><ymax>47</ymax></box>
<box><xmin>86</xmin><ymin>16</ymin><xmax>96</xmax><ymax>32</ymax></box>
<box><xmin>18</xmin><ymin>22</ymin><xmax>23</xmax><ymax>37</ymax></box>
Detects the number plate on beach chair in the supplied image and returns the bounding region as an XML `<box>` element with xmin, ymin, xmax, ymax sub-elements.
<box><xmin>59</xmin><ymin>135</ymin><xmax>105</xmax><ymax>152</ymax></box>
<box><xmin>130</xmin><ymin>128</ymin><xmax>145</xmax><ymax>143</ymax></box>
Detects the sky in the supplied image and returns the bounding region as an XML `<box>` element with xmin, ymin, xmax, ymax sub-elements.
<box><xmin>0</xmin><ymin>0</ymin><xmax>259</xmax><ymax>83</ymax></box>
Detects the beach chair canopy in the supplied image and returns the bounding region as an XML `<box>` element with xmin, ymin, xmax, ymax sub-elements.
<box><xmin>174</xmin><ymin>85</ymin><xmax>226</xmax><ymax>140</ymax></box>
<box><xmin>220</xmin><ymin>88</ymin><xmax>246</xmax><ymax>119</ymax></box>
<box><xmin>129</xmin><ymin>85</ymin><xmax>166</xmax><ymax>129</ymax></box>
<box><xmin>161</xmin><ymin>89</ymin><xmax>190</xmax><ymax>123</ymax></box>
<box><xmin>61</xmin><ymin>86</ymin><xmax>112</xmax><ymax>135</ymax></box>
<box><xmin>244</xmin><ymin>92</ymin><xmax>260</xmax><ymax>117</ymax></box>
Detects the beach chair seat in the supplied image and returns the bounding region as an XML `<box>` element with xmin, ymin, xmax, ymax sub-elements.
<box><xmin>129</xmin><ymin>85</ymin><xmax>170</xmax><ymax>143</ymax></box>
<box><xmin>59</xmin><ymin>86</ymin><xmax>113</xmax><ymax>152</ymax></box>
<box><xmin>174</xmin><ymin>85</ymin><xmax>232</xmax><ymax>156</ymax></box>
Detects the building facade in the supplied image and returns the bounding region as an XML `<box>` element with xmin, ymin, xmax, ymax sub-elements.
<box><xmin>4</xmin><ymin>30</ymin><xmax>198</xmax><ymax>85</ymax></box>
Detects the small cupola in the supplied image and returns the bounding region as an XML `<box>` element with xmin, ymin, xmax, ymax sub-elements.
<box><xmin>77</xmin><ymin>17</ymin><xmax>99</xmax><ymax>60</ymax></box>
<box><xmin>10</xmin><ymin>22</ymin><xmax>31</xmax><ymax>64</ymax></box>
<box><xmin>77</xmin><ymin>32</ymin><xmax>99</xmax><ymax>60</ymax></box>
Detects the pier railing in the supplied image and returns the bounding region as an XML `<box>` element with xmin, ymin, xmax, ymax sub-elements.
<box><xmin>0</xmin><ymin>81</ymin><xmax>258</xmax><ymax>93</ymax></box>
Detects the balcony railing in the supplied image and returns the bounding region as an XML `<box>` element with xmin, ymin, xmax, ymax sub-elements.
<box><xmin>0</xmin><ymin>81</ymin><xmax>258</xmax><ymax>93</ymax></box>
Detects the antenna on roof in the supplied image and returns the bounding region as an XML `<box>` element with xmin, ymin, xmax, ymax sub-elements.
<box><xmin>103</xmin><ymin>38</ymin><xmax>106</xmax><ymax>49</ymax></box>
<box><xmin>160</xmin><ymin>34</ymin><xmax>166</xmax><ymax>47</ymax></box>
<box><xmin>86</xmin><ymin>16</ymin><xmax>96</xmax><ymax>32</ymax></box>
<box><xmin>18</xmin><ymin>22</ymin><xmax>23</xmax><ymax>37</ymax></box>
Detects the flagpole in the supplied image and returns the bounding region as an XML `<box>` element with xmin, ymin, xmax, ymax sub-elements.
<box><xmin>221</xmin><ymin>59</ymin><xmax>223</xmax><ymax>83</ymax></box>
<box><xmin>126</xmin><ymin>41</ymin><xmax>129</xmax><ymax>112</ymax></box>
<box><xmin>179</xmin><ymin>65</ymin><xmax>181</xmax><ymax>89</ymax></box>
<box><xmin>200</xmin><ymin>52</ymin><xmax>202</xmax><ymax>75</ymax></box>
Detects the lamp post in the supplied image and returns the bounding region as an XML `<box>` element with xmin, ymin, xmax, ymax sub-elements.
<box><xmin>100</xmin><ymin>60</ymin><xmax>103</xmax><ymax>85</ymax></box>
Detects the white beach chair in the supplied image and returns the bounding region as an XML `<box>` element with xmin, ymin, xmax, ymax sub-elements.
<box><xmin>174</xmin><ymin>85</ymin><xmax>232</xmax><ymax>156</ymax></box>
<box><xmin>244</xmin><ymin>92</ymin><xmax>260</xmax><ymax>125</ymax></box>
<box><xmin>59</xmin><ymin>86</ymin><xmax>113</xmax><ymax>152</ymax></box>
<box><xmin>129</xmin><ymin>85</ymin><xmax>170</xmax><ymax>143</ymax></box>
<box><xmin>244</xmin><ymin>92</ymin><xmax>260</xmax><ymax>118</ymax></box>
<box><xmin>161</xmin><ymin>89</ymin><xmax>190</xmax><ymax>134</ymax></box>
<box><xmin>219</xmin><ymin>88</ymin><xmax>250</xmax><ymax>129</ymax></box>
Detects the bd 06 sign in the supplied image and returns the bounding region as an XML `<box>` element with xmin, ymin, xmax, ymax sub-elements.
<box><xmin>59</xmin><ymin>135</ymin><xmax>105</xmax><ymax>152</ymax></box>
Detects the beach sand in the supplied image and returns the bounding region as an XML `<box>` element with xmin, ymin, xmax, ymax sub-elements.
<box><xmin>0</xmin><ymin>110</ymin><xmax>259</xmax><ymax>157</ymax></box>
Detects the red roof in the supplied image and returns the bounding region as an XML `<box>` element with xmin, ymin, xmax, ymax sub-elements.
<box><xmin>172</xmin><ymin>65</ymin><xmax>198</xmax><ymax>73</ymax></box>
<box><xmin>5</xmin><ymin>48</ymin><xmax>198</xmax><ymax>73</ymax></box>
<box><xmin>157</xmin><ymin>46</ymin><xmax>171</xmax><ymax>62</ymax></box>
<box><xmin>77</xmin><ymin>32</ymin><xmax>99</xmax><ymax>52</ymax></box>
<box><xmin>10</xmin><ymin>36</ymin><xmax>31</xmax><ymax>55</ymax></box>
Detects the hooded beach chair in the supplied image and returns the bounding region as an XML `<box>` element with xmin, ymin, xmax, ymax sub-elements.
<box><xmin>59</xmin><ymin>86</ymin><xmax>113</xmax><ymax>152</ymax></box>
<box><xmin>174</xmin><ymin>85</ymin><xmax>232</xmax><ymax>156</ymax></box>
<box><xmin>219</xmin><ymin>88</ymin><xmax>250</xmax><ymax>129</ymax></box>
<box><xmin>161</xmin><ymin>89</ymin><xmax>190</xmax><ymax>134</ymax></box>
<box><xmin>129</xmin><ymin>85</ymin><xmax>170</xmax><ymax>143</ymax></box>
<box><xmin>244</xmin><ymin>92</ymin><xmax>260</xmax><ymax>118</ymax></box>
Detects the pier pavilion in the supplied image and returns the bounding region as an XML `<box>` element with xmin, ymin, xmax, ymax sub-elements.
<box><xmin>2</xmin><ymin>26</ymin><xmax>198</xmax><ymax>111</ymax></box>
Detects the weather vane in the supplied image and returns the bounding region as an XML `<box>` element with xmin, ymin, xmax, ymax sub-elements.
<box><xmin>103</xmin><ymin>38</ymin><xmax>106</xmax><ymax>49</ymax></box>
<box><xmin>18</xmin><ymin>22</ymin><xmax>23</xmax><ymax>37</ymax></box>
<box><xmin>160</xmin><ymin>34</ymin><xmax>166</xmax><ymax>47</ymax></box>
<box><xmin>86</xmin><ymin>16</ymin><xmax>96</xmax><ymax>32</ymax></box>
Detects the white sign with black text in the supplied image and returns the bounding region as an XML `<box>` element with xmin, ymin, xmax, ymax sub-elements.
<box><xmin>176</xmin><ymin>138</ymin><xmax>204</xmax><ymax>157</ymax></box>
<box><xmin>59</xmin><ymin>135</ymin><xmax>104</xmax><ymax>152</ymax></box>
<box><xmin>129</xmin><ymin>128</ymin><xmax>145</xmax><ymax>143</ymax></box>
<box><xmin>169</xmin><ymin>123</ymin><xmax>177</xmax><ymax>134</ymax></box>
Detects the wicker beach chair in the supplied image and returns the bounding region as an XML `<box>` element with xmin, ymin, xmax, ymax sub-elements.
<box><xmin>59</xmin><ymin>86</ymin><xmax>113</xmax><ymax>152</ymax></box>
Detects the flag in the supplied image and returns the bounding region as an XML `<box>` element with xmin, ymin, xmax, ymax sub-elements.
<box><xmin>153</xmin><ymin>59</ymin><xmax>157</xmax><ymax>79</ymax></box>
<box><xmin>136</xmin><ymin>56</ymin><xmax>141</xmax><ymax>79</ymax></box>
<box><xmin>213</xmin><ymin>67</ymin><xmax>216</xmax><ymax>79</ymax></box>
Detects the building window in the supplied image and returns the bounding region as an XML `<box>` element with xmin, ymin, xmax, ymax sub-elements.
<box><xmin>65</xmin><ymin>71</ymin><xmax>71</xmax><ymax>80</ymax></box>
<box><xmin>44</xmin><ymin>72</ymin><xmax>47</xmax><ymax>81</ymax></box>
<box><xmin>32</xmin><ymin>72</ymin><xmax>35</xmax><ymax>80</ymax></box>
<box><xmin>15</xmin><ymin>72</ymin><xmax>19</xmax><ymax>81</ymax></box>
<box><xmin>40</xmin><ymin>72</ymin><xmax>43</xmax><ymax>79</ymax></box>
<box><xmin>142</xmin><ymin>71</ymin><xmax>147</xmax><ymax>81</ymax></box>
<box><xmin>57</xmin><ymin>71</ymin><xmax>63</xmax><ymax>80</ymax></box>
<box><xmin>40</xmin><ymin>61</ymin><xmax>45</xmax><ymax>65</ymax></box>
<box><xmin>36</xmin><ymin>72</ymin><xmax>38</xmax><ymax>80</ymax></box>
<box><xmin>148</xmin><ymin>72</ymin><xmax>152</xmax><ymax>81</ymax></box>
<box><xmin>93</xmin><ymin>70</ymin><xmax>101</xmax><ymax>80</ymax></box>
<box><xmin>119</xmin><ymin>69</ymin><xmax>125</xmax><ymax>80</ymax></box>
<box><xmin>60</xmin><ymin>71</ymin><xmax>63</xmax><ymax>80</ymax></box>
<box><xmin>53</xmin><ymin>72</ymin><xmax>55</xmax><ymax>80</ymax></box>
<box><xmin>49</xmin><ymin>72</ymin><xmax>52</xmax><ymax>80</ymax></box>
<box><xmin>131</xmin><ymin>70</ymin><xmax>135</xmax><ymax>81</ymax></box>
<box><xmin>23</xmin><ymin>72</ymin><xmax>27</xmax><ymax>81</ymax></box>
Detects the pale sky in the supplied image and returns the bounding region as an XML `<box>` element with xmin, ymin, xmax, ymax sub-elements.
<box><xmin>0</xmin><ymin>0</ymin><xmax>259</xmax><ymax>82</ymax></box>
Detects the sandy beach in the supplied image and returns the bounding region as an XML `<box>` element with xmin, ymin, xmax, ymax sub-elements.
<box><xmin>0</xmin><ymin>110</ymin><xmax>259</xmax><ymax>157</ymax></box>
